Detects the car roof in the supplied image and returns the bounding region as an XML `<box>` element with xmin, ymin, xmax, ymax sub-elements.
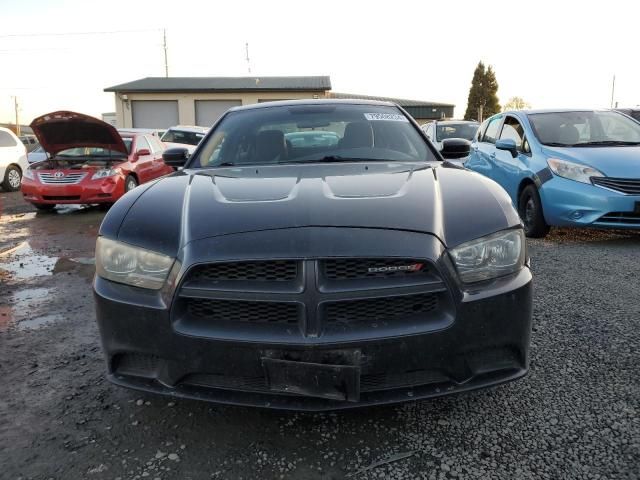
<box><xmin>503</xmin><ymin>108</ymin><xmax>615</xmax><ymax>115</ymax></box>
<box><xmin>119</xmin><ymin>128</ymin><xmax>162</xmax><ymax>133</ymax></box>
<box><xmin>228</xmin><ymin>98</ymin><xmax>398</xmax><ymax>113</ymax></box>
<box><xmin>433</xmin><ymin>120</ymin><xmax>479</xmax><ymax>125</ymax></box>
<box><xmin>166</xmin><ymin>125</ymin><xmax>209</xmax><ymax>133</ymax></box>
<box><xmin>0</xmin><ymin>126</ymin><xmax>18</xmax><ymax>135</ymax></box>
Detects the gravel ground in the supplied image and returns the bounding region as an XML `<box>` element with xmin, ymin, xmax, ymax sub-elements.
<box><xmin>0</xmin><ymin>190</ymin><xmax>638</xmax><ymax>480</ymax></box>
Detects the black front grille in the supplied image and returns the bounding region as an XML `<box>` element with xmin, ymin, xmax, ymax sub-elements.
<box><xmin>187</xmin><ymin>261</ymin><xmax>298</xmax><ymax>282</ymax></box>
<box><xmin>324</xmin><ymin>293</ymin><xmax>439</xmax><ymax>324</ymax></box>
<box><xmin>186</xmin><ymin>298</ymin><xmax>300</xmax><ymax>324</ymax></box>
<box><xmin>42</xmin><ymin>195</ymin><xmax>81</xmax><ymax>201</ymax></box>
<box><xmin>597</xmin><ymin>211</ymin><xmax>640</xmax><ymax>225</ymax></box>
<box><xmin>181</xmin><ymin>369</ymin><xmax>449</xmax><ymax>394</ymax></box>
<box><xmin>323</xmin><ymin>258</ymin><xmax>428</xmax><ymax>280</ymax></box>
<box><xmin>114</xmin><ymin>353</ymin><xmax>160</xmax><ymax>377</ymax></box>
<box><xmin>592</xmin><ymin>177</ymin><xmax>640</xmax><ymax>195</ymax></box>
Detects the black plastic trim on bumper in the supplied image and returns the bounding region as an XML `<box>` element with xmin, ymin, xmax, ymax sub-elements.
<box><xmin>107</xmin><ymin>367</ymin><xmax>528</xmax><ymax>412</ymax></box>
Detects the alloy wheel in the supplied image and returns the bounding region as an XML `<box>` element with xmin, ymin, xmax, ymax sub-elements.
<box><xmin>8</xmin><ymin>169</ymin><xmax>21</xmax><ymax>189</ymax></box>
<box><xmin>524</xmin><ymin>197</ymin><xmax>536</xmax><ymax>229</ymax></box>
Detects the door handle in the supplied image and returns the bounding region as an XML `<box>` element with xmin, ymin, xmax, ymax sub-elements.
<box><xmin>490</xmin><ymin>152</ymin><xmax>496</xmax><ymax>158</ymax></box>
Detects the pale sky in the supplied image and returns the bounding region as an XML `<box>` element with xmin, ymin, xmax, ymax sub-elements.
<box><xmin>2</xmin><ymin>0</ymin><xmax>639</xmax><ymax>125</ymax></box>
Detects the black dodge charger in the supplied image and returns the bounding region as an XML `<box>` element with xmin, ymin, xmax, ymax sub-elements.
<box><xmin>94</xmin><ymin>100</ymin><xmax>532</xmax><ymax>410</ymax></box>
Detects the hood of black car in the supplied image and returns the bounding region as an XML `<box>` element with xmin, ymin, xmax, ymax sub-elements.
<box><xmin>30</xmin><ymin>110</ymin><xmax>128</xmax><ymax>156</ymax></box>
<box><xmin>106</xmin><ymin>162</ymin><xmax>520</xmax><ymax>256</ymax></box>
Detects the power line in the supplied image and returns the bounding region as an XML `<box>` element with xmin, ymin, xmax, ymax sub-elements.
<box><xmin>0</xmin><ymin>28</ymin><xmax>161</xmax><ymax>39</ymax></box>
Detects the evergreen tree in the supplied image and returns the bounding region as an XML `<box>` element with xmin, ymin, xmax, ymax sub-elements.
<box><xmin>464</xmin><ymin>62</ymin><xmax>486</xmax><ymax>121</ymax></box>
<box><xmin>483</xmin><ymin>66</ymin><xmax>501</xmax><ymax>117</ymax></box>
<box><xmin>464</xmin><ymin>62</ymin><xmax>501</xmax><ymax>121</ymax></box>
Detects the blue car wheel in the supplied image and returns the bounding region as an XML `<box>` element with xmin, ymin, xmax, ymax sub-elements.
<box><xmin>518</xmin><ymin>185</ymin><xmax>550</xmax><ymax>238</ymax></box>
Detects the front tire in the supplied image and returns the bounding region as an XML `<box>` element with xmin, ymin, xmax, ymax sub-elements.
<box><xmin>2</xmin><ymin>165</ymin><xmax>22</xmax><ymax>191</ymax></box>
<box><xmin>124</xmin><ymin>175</ymin><xmax>138</xmax><ymax>193</ymax></box>
<box><xmin>518</xmin><ymin>184</ymin><xmax>550</xmax><ymax>238</ymax></box>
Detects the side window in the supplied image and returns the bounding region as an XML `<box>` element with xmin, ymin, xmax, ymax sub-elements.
<box><xmin>0</xmin><ymin>131</ymin><xmax>18</xmax><ymax>147</ymax></box>
<box><xmin>481</xmin><ymin>117</ymin><xmax>502</xmax><ymax>144</ymax></box>
<box><xmin>499</xmin><ymin>116</ymin><xmax>525</xmax><ymax>150</ymax></box>
<box><xmin>475</xmin><ymin>119</ymin><xmax>489</xmax><ymax>142</ymax></box>
<box><xmin>136</xmin><ymin>136</ymin><xmax>151</xmax><ymax>153</ymax></box>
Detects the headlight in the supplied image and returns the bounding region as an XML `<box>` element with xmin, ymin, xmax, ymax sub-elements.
<box><xmin>547</xmin><ymin>158</ymin><xmax>604</xmax><ymax>184</ymax></box>
<box><xmin>449</xmin><ymin>229</ymin><xmax>526</xmax><ymax>284</ymax></box>
<box><xmin>95</xmin><ymin>237</ymin><xmax>174</xmax><ymax>289</ymax></box>
<box><xmin>91</xmin><ymin>168</ymin><xmax>119</xmax><ymax>180</ymax></box>
<box><xmin>23</xmin><ymin>168</ymin><xmax>35</xmax><ymax>180</ymax></box>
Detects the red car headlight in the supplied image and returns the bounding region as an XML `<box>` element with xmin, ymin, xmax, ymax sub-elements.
<box><xmin>91</xmin><ymin>168</ymin><xmax>119</xmax><ymax>180</ymax></box>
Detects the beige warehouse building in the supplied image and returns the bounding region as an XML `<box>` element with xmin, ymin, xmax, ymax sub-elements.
<box><xmin>104</xmin><ymin>76</ymin><xmax>454</xmax><ymax>128</ymax></box>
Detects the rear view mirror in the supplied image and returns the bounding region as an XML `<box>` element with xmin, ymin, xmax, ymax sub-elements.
<box><xmin>440</xmin><ymin>138</ymin><xmax>471</xmax><ymax>160</ymax></box>
<box><xmin>136</xmin><ymin>148</ymin><xmax>151</xmax><ymax>157</ymax></box>
<box><xmin>162</xmin><ymin>147</ymin><xmax>190</xmax><ymax>167</ymax></box>
<box><xmin>495</xmin><ymin>138</ymin><xmax>518</xmax><ymax>158</ymax></box>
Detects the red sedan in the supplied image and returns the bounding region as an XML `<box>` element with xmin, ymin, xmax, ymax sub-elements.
<box><xmin>21</xmin><ymin>111</ymin><xmax>174</xmax><ymax>210</ymax></box>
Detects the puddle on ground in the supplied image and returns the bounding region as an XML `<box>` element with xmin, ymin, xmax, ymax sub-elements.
<box><xmin>0</xmin><ymin>242</ymin><xmax>58</xmax><ymax>279</ymax></box>
<box><xmin>15</xmin><ymin>313</ymin><xmax>64</xmax><ymax>331</ymax></box>
<box><xmin>0</xmin><ymin>286</ymin><xmax>64</xmax><ymax>332</ymax></box>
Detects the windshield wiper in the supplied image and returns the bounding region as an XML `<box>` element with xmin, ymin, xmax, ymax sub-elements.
<box><xmin>542</xmin><ymin>142</ymin><xmax>575</xmax><ymax>147</ymax></box>
<box><xmin>572</xmin><ymin>140</ymin><xmax>640</xmax><ymax>147</ymax></box>
<box><xmin>213</xmin><ymin>156</ymin><xmax>409</xmax><ymax>168</ymax></box>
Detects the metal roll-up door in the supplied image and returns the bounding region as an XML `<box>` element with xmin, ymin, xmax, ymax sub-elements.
<box><xmin>132</xmin><ymin>100</ymin><xmax>179</xmax><ymax>128</ymax></box>
<box><xmin>195</xmin><ymin>100</ymin><xmax>241</xmax><ymax>127</ymax></box>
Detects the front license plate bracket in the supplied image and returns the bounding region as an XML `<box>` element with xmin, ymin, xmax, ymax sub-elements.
<box><xmin>262</xmin><ymin>358</ymin><xmax>360</xmax><ymax>402</ymax></box>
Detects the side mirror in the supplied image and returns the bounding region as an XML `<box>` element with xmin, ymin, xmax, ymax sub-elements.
<box><xmin>135</xmin><ymin>148</ymin><xmax>151</xmax><ymax>158</ymax></box>
<box><xmin>162</xmin><ymin>147</ymin><xmax>189</xmax><ymax>167</ymax></box>
<box><xmin>440</xmin><ymin>138</ymin><xmax>471</xmax><ymax>160</ymax></box>
<box><xmin>495</xmin><ymin>138</ymin><xmax>518</xmax><ymax>158</ymax></box>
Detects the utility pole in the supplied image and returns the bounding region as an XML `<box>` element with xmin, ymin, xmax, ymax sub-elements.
<box><xmin>610</xmin><ymin>74</ymin><xmax>615</xmax><ymax>108</ymax></box>
<box><xmin>245</xmin><ymin>42</ymin><xmax>251</xmax><ymax>74</ymax></box>
<box><xmin>163</xmin><ymin>28</ymin><xmax>168</xmax><ymax>77</ymax></box>
<box><xmin>13</xmin><ymin>96</ymin><xmax>20</xmax><ymax>136</ymax></box>
<box><xmin>478</xmin><ymin>104</ymin><xmax>483</xmax><ymax>123</ymax></box>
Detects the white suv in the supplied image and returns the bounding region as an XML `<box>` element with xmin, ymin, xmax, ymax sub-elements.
<box><xmin>160</xmin><ymin>125</ymin><xmax>208</xmax><ymax>154</ymax></box>
<box><xmin>0</xmin><ymin>127</ymin><xmax>29</xmax><ymax>191</ymax></box>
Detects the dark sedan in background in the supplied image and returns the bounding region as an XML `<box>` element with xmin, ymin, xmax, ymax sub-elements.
<box><xmin>94</xmin><ymin>100</ymin><xmax>532</xmax><ymax>410</ymax></box>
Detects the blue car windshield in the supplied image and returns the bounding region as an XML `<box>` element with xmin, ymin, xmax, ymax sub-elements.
<box><xmin>529</xmin><ymin>111</ymin><xmax>640</xmax><ymax>146</ymax></box>
<box><xmin>192</xmin><ymin>104</ymin><xmax>434</xmax><ymax>167</ymax></box>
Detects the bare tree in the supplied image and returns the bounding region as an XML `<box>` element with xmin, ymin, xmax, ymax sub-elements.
<box><xmin>503</xmin><ymin>97</ymin><xmax>531</xmax><ymax>111</ymax></box>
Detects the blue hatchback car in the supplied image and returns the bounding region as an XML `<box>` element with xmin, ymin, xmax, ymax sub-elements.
<box><xmin>465</xmin><ymin>109</ymin><xmax>640</xmax><ymax>237</ymax></box>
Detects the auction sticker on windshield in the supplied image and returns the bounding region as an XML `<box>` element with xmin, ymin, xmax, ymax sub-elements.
<box><xmin>364</xmin><ymin>113</ymin><xmax>409</xmax><ymax>122</ymax></box>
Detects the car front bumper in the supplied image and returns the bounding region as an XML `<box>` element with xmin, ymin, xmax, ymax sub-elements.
<box><xmin>540</xmin><ymin>177</ymin><xmax>640</xmax><ymax>228</ymax></box>
<box><xmin>94</xmin><ymin>228</ymin><xmax>533</xmax><ymax>411</ymax></box>
<box><xmin>21</xmin><ymin>176</ymin><xmax>124</xmax><ymax>204</ymax></box>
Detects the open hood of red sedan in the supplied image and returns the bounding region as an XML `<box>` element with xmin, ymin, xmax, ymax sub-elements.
<box><xmin>30</xmin><ymin>111</ymin><xmax>128</xmax><ymax>156</ymax></box>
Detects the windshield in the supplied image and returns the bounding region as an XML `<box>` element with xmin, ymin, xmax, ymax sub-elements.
<box><xmin>528</xmin><ymin>111</ymin><xmax>640</xmax><ymax>146</ymax></box>
<box><xmin>436</xmin><ymin>123</ymin><xmax>479</xmax><ymax>141</ymax></box>
<box><xmin>161</xmin><ymin>130</ymin><xmax>205</xmax><ymax>146</ymax></box>
<box><xmin>192</xmin><ymin>104</ymin><xmax>433</xmax><ymax>168</ymax></box>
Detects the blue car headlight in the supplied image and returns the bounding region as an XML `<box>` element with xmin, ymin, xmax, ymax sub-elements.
<box><xmin>547</xmin><ymin>158</ymin><xmax>604</xmax><ymax>184</ymax></box>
